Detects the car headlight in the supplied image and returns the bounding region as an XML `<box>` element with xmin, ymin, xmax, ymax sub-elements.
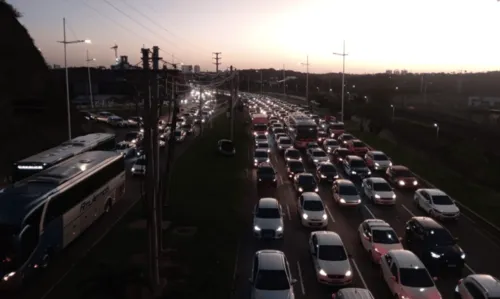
<box><xmin>254</xmin><ymin>159</ymin><xmax>258</xmax><ymax>163</ymax></box>
<box><xmin>131</xmin><ymin>168</ymin><xmax>135</xmax><ymax>172</ymax></box>
<box><xmin>298</xmin><ymin>187</ymin><xmax>303</xmax><ymax>192</ymax></box>
<box><xmin>345</xmin><ymin>270</ymin><xmax>352</xmax><ymax>277</ymax></box>
<box><xmin>314</xmin><ymin>159</ymin><xmax>319</xmax><ymax>162</ymax></box>
<box><xmin>413</xmin><ymin>180</ymin><xmax>418</xmax><ymax>186</ymax></box>
<box><xmin>430</xmin><ymin>252</ymin><xmax>441</xmax><ymax>258</ymax></box>
<box><xmin>375</xmin><ymin>194</ymin><xmax>381</xmax><ymax>199</ymax></box>
<box><xmin>320</xmin><ymin>174</ymin><xmax>326</xmax><ymax>178</ymax></box>
<box><xmin>302</xmin><ymin>213</ymin><xmax>308</xmax><ymax>219</ymax></box>
<box><xmin>322</xmin><ymin>214</ymin><xmax>327</xmax><ymax>220</ymax></box>
<box><xmin>399</xmin><ymin>180</ymin><xmax>405</xmax><ymax>186</ymax></box>
<box><xmin>375</xmin><ymin>162</ymin><xmax>380</xmax><ymax>167</ymax></box>
<box><xmin>254</xmin><ymin>226</ymin><xmax>261</xmax><ymax>231</ymax></box>
<box><xmin>392</xmin><ymin>194</ymin><xmax>396</xmax><ymax>199</ymax></box>
<box><xmin>340</xmin><ymin>198</ymin><xmax>346</xmax><ymax>203</ymax></box>
<box><xmin>367</xmin><ymin>170</ymin><xmax>371</xmax><ymax>175</ymax></box>
<box><xmin>276</xmin><ymin>226</ymin><xmax>283</xmax><ymax>232</ymax></box>
<box><xmin>318</xmin><ymin>269</ymin><xmax>327</xmax><ymax>276</ymax></box>
<box><xmin>314</xmin><ymin>187</ymin><xmax>319</xmax><ymax>192</ymax></box>
<box><xmin>351</xmin><ymin>171</ymin><xmax>356</xmax><ymax>174</ymax></box>
<box><xmin>389</xmin><ymin>162</ymin><xmax>393</xmax><ymax>166</ymax></box>
<box><xmin>461</xmin><ymin>253</ymin><xmax>466</xmax><ymax>259</ymax></box>
<box><xmin>266</xmin><ymin>158</ymin><xmax>270</xmax><ymax>162</ymax></box>
<box><xmin>2</xmin><ymin>272</ymin><xmax>15</xmax><ymax>281</ymax></box>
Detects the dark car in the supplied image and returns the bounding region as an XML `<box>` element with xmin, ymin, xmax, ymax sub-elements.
<box><xmin>293</xmin><ymin>173</ymin><xmax>318</xmax><ymax>193</ymax></box>
<box><xmin>256</xmin><ymin>163</ymin><xmax>277</xmax><ymax>186</ymax></box>
<box><xmin>331</xmin><ymin>147</ymin><xmax>350</xmax><ymax>164</ymax></box>
<box><xmin>315</xmin><ymin>162</ymin><xmax>339</xmax><ymax>183</ymax></box>
<box><xmin>404</xmin><ymin>217</ymin><xmax>465</xmax><ymax>274</ymax></box>
<box><xmin>342</xmin><ymin>155</ymin><xmax>371</xmax><ymax>179</ymax></box>
<box><xmin>286</xmin><ymin>159</ymin><xmax>305</xmax><ymax>179</ymax></box>
<box><xmin>218</xmin><ymin>139</ymin><xmax>235</xmax><ymax>156</ymax></box>
<box><xmin>316</xmin><ymin>130</ymin><xmax>328</xmax><ymax>145</ymax></box>
<box><xmin>181</xmin><ymin>123</ymin><xmax>194</xmax><ymax>135</ymax></box>
<box><xmin>284</xmin><ymin>148</ymin><xmax>302</xmax><ymax>162</ymax></box>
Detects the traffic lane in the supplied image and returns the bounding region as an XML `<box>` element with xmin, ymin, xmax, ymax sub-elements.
<box><xmin>13</xmin><ymin>129</ymin><xmax>201</xmax><ymax>299</ymax></box>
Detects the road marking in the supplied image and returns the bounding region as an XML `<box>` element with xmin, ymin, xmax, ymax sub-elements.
<box><xmin>325</xmin><ymin>205</ymin><xmax>335</xmax><ymax>223</ymax></box>
<box><xmin>278</xmin><ymin>174</ymin><xmax>283</xmax><ymax>185</ymax></box>
<box><xmin>465</xmin><ymin>263</ymin><xmax>476</xmax><ymax>274</ymax></box>
<box><xmin>351</xmin><ymin>258</ymin><xmax>369</xmax><ymax>290</ymax></box>
<box><xmin>401</xmin><ymin>204</ymin><xmax>415</xmax><ymax>216</ymax></box>
<box><xmin>286</xmin><ymin>204</ymin><xmax>292</xmax><ymax>221</ymax></box>
<box><xmin>363</xmin><ymin>205</ymin><xmax>376</xmax><ymax>219</ymax></box>
<box><xmin>296</xmin><ymin>261</ymin><xmax>306</xmax><ymax>295</ymax></box>
<box><xmin>232</xmin><ymin>240</ymin><xmax>240</xmax><ymax>283</ymax></box>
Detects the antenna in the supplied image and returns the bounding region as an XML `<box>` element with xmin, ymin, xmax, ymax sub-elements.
<box><xmin>110</xmin><ymin>43</ymin><xmax>118</xmax><ymax>58</ymax></box>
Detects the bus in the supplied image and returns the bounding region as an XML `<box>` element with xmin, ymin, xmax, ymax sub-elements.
<box><xmin>0</xmin><ymin>151</ymin><xmax>125</xmax><ymax>287</ymax></box>
<box><xmin>12</xmin><ymin>133</ymin><xmax>116</xmax><ymax>182</ymax></box>
<box><xmin>285</xmin><ymin>112</ymin><xmax>318</xmax><ymax>149</ymax></box>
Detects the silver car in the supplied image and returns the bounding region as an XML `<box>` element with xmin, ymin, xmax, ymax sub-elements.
<box><xmin>249</xmin><ymin>250</ymin><xmax>296</xmax><ymax>299</ymax></box>
<box><xmin>361</xmin><ymin>177</ymin><xmax>396</xmax><ymax>205</ymax></box>
<box><xmin>277</xmin><ymin>137</ymin><xmax>293</xmax><ymax>151</ymax></box>
<box><xmin>332</xmin><ymin>179</ymin><xmax>361</xmax><ymax>206</ymax></box>
<box><xmin>253</xmin><ymin>148</ymin><xmax>270</xmax><ymax>167</ymax></box>
<box><xmin>323</xmin><ymin>138</ymin><xmax>340</xmax><ymax>154</ymax></box>
<box><xmin>253</xmin><ymin>198</ymin><xmax>284</xmax><ymax>239</ymax></box>
<box><xmin>308</xmin><ymin>148</ymin><xmax>330</xmax><ymax>166</ymax></box>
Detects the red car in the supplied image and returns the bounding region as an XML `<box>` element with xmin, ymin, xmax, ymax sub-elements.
<box><xmin>385</xmin><ymin>165</ymin><xmax>419</xmax><ymax>189</ymax></box>
<box><xmin>346</xmin><ymin>139</ymin><xmax>369</xmax><ymax>156</ymax></box>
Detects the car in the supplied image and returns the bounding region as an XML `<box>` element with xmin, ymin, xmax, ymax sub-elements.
<box><xmin>332</xmin><ymin>147</ymin><xmax>350</xmax><ymax>164</ymax></box>
<box><xmin>116</xmin><ymin>141</ymin><xmax>136</xmax><ymax>158</ymax></box>
<box><xmin>284</xmin><ymin>148</ymin><xmax>301</xmax><ymax>161</ymax></box>
<box><xmin>346</xmin><ymin>139</ymin><xmax>369</xmax><ymax>156</ymax></box>
<box><xmin>338</xmin><ymin>133</ymin><xmax>355</xmax><ymax>145</ymax></box>
<box><xmin>254</xmin><ymin>133</ymin><xmax>268</xmax><ymax>145</ymax></box>
<box><xmin>342</xmin><ymin>155</ymin><xmax>371</xmax><ymax>179</ymax></box>
<box><xmin>96</xmin><ymin>111</ymin><xmax>114</xmax><ymax>122</ymax></box>
<box><xmin>306</xmin><ymin>142</ymin><xmax>320</xmax><ymax>151</ymax></box>
<box><xmin>328</xmin><ymin>122</ymin><xmax>345</xmax><ymax>138</ymax></box>
<box><xmin>274</xmin><ymin>133</ymin><xmax>288</xmax><ymax>142</ymax></box>
<box><xmin>361</xmin><ymin>177</ymin><xmax>396</xmax><ymax>205</ymax></box>
<box><xmin>297</xmin><ymin>192</ymin><xmax>328</xmax><ymax>228</ymax></box>
<box><xmin>127</xmin><ymin>116</ymin><xmax>142</xmax><ymax>127</ymax></box>
<box><xmin>414</xmin><ymin>188</ymin><xmax>460</xmax><ymax>220</ymax></box>
<box><xmin>455</xmin><ymin>274</ymin><xmax>500</xmax><ymax>299</ymax></box>
<box><xmin>180</xmin><ymin>123</ymin><xmax>194</xmax><ymax>135</ymax></box>
<box><xmin>307</xmin><ymin>148</ymin><xmax>330</xmax><ymax>166</ymax></box>
<box><xmin>218</xmin><ymin>139</ymin><xmax>236</xmax><ymax>156</ymax></box>
<box><xmin>317</xmin><ymin>130</ymin><xmax>328</xmax><ymax>144</ymax></box>
<box><xmin>271</xmin><ymin>122</ymin><xmax>284</xmax><ymax>130</ymax></box>
<box><xmin>131</xmin><ymin>156</ymin><xmax>146</xmax><ymax>176</ymax></box>
<box><xmin>108</xmin><ymin>116</ymin><xmax>128</xmax><ymax>127</ymax></box>
<box><xmin>315</xmin><ymin>162</ymin><xmax>339</xmax><ymax>183</ymax></box>
<box><xmin>272</xmin><ymin>127</ymin><xmax>286</xmax><ymax>135</ymax></box>
<box><xmin>358</xmin><ymin>219</ymin><xmax>403</xmax><ymax>263</ymax></box>
<box><xmin>174</xmin><ymin>129</ymin><xmax>186</xmax><ymax>142</ymax></box>
<box><xmin>256</xmin><ymin>141</ymin><xmax>271</xmax><ymax>152</ymax></box>
<box><xmin>253</xmin><ymin>148</ymin><xmax>270</xmax><ymax>167</ymax></box>
<box><xmin>276</xmin><ymin>137</ymin><xmax>293</xmax><ymax>152</ymax></box>
<box><xmin>380</xmin><ymin>249</ymin><xmax>441</xmax><ymax>299</ymax></box>
<box><xmin>332</xmin><ymin>179</ymin><xmax>361</xmax><ymax>206</ymax></box>
<box><xmin>293</xmin><ymin>173</ymin><xmax>319</xmax><ymax>193</ymax></box>
<box><xmin>323</xmin><ymin>138</ymin><xmax>340</xmax><ymax>154</ymax></box>
<box><xmin>309</xmin><ymin>231</ymin><xmax>353</xmax><ymax>285</ymax></box>
<box><xmin>404</xmin><ymin>217</ymin><xmax>465</xmax><ymax>274</ymax></box>
<box><xmin>256</xmin><ymin>163</ymin><xmax>277</xmax><ymax>186</ymax></box>
<box><xmin>332</xmin><ymin>288</ymin><xmax>375</xmax><ymax>299</ymax></box>
<box><xmin>249</xmin><ymin>250</ymin><xmax>296</xmax><ymax>299</ymax></box>
<box><xmin>386</xmin><ymin>165</ymin><xmax>419</xmax><ymax>189</ymax></box>
<box><xmin>286</xmin><ymin>159</ymin><xmax>305</xmax><ymax>178</ymax></box>
<box><xmin>253</xmin><ymin>198</ymin><xmax>284</xmax><ymax>239</ymax></box>
<box><xmin>364</xmin><ymin>150</ymin><xmax>392</xmax><ymax>171</ymax></box>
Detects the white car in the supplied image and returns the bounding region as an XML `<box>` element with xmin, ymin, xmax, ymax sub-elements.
<box><xmin>455</xmin><ymin>274</ymin><xmax>500</xmax><ymax>299</ymax></box>
<box><xmin>381</xmin><ymin>250</ymin><xmax>441</xmax><ymax>299</ymax></box>
<box><xmin>254</xmin><ymin>133</ymin><xmax>267</xmax><ymax>145</ymax></box>
<box><xmin>332</xmin><ymin>288</ymin><xmax>375</xmax><ymax>299</ymax></box>
<box><xmin>307</xmin><ymin>148</ymin><xmax>330</xmax><ymax>166</ymax></box>
<box><xmin>332</xmin><ymin>179</ymin><xmax>361</xmax><ymax>206</ymax></box>
<box><xmin>323</xmin><ymin>138</ymin><xmax>340</xmax><ymax>153</ymax></box>
<box><xmin>253</xmin><ymin>148</ymin><xmax>270</xmax><ymax>167</ymax></box>
<box><xmin>297</xmin><ymin>192</ymin><xmax>328</xmax><ymax>228</ymax></box>
<box><xmin>364</xmin><ymin>150</ymin><xmax>392</xmax><ymax>171</ymax></box>
<box><xmin>358</xmin><ymin>219</ymin><xmax>403</xmax><ymax>264</ymax></box>
<box><xmin>253</xmin><ymin>198</ymin><xmax>284</xmax><ymax>239</ymax></box>
<box><xmin>414</xmin><ymin>188</ymin><xmax>460</xmax><ymax>220</ymax></box>
<box><xmin>277</xmin><ymin>137</ymin><xmax>293</xmax><ymax>151</ymax></box>
<box><xmin>361</xmin><ymin>177</ymin><xmax>396</xmax><ymax>205</ymax></box>
<box><xmin>131</xmin><ymin>156</ymin><xmax>146</xmax><ymax>176</ymax></box>
<box><xmin>309</xmin><ymin>231</ymin><xmax>353</xmax><ymax>286</ymax></box>
<box><xmin>249</xmin><ymin>250</ymin><xmax>296</xmax><ymax>299</ymax></box>
<box><xmin>256</xmin><ymin>141</ymin><xmax>271</xmax><ymax>152</ymax></box>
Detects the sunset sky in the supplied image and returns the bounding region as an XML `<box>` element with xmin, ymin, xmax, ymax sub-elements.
<box><xmin>9</xmin><ymin>0</ymin><xmax>500</xmax><ymax>74</ymax></box>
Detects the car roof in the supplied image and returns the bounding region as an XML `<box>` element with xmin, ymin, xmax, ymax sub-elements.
<box><xmin>419</xmin><ymin>188</ymin><xmax>447</xmax><ymax>196</ymax></box>
<box><xmin>469</xmin><ymin>275</ymin><xmax>500</xmax><ymax>296</ymax></box>
<box><xmin>411</xmin><ymin>216</ymin><xmax>444</xmax><ymax>230</ymax></box>
<box><xmin>297</xmin><ymin>172</ymin><xmax>313</xmax><ymax>178</ymax></box>
<box><xmin>286</xmin><ymin>159</ymin><xmax>302</xmax><ymax>164</ymax></box>
<box><xmin>367</xmin><ymin>177</ymin><xmax>389</xmax><ymax>184</ymax></box>
<box><xmin>257</xmin><ymin>163</ymin><xmax>273</xmax><ymax>169</ymax></box>
<box><xmin>313</xmin><ymin>231</ymin><xmax>343</xmax><ymax>245</ymax></box>
<box><xmin>368</xmin><ymin>150</ymin><xmax>385</xmax><ymax>155</ymax></box>
<box><xmin>336</xmin><ymin>179</ymin><xmax>355</xmax><ymax>186</ymax></box>
<box><xmin>285</xmin><ymin>148</ymin><xmax>299</xmax><ymax>152</ymax></box>
<box><xmin>392</xmin><ymin>165</ymin><xmax>409</xmax><ymax>171</ymax></box>
<box><xmin>346</xmin><ymin>155</ymin><xmax>363</xmax><ymax>161</ymax></box>
<box><xmin>311</xmin><ymin>148</ymin><xmax>324</xmax><ymax>152</ymax></box>
<box><xmin>256</xmin><ymin>250</ymin><xmax>286</xmax><ymax>270</ymax></box>
<box><xmin>389</xmin><ymin>249</ymin><xmax>425</xmax><ymax>268</ymax></box>
<box><xmin>255</xmin><ymin>148</ymin><xmax>269</xmax><ymax>153</ymax></box>
<box><xmin>302</xmin><ymin>192</ymin><xmax>322</xmax><ymax>201</ymax></box>
<box><xmin>318</xmin><ymin>161</ymin><xmax>334</xmax><ymax>167</ymax></box>
<box><xmin>258</xmin><ymin>197</ymin><xmax>279</xmax><ymax>208</ymax></box>
<box><xmin>324</xmin><ymin>138</ymin><xmax>338</xmax><ymax>142</ymax></box>
<box><xmin>364</xmin><ymin>219</ymin><xmax>392</xmax><ymax>229</ymax></box>
<box><xmin>337</xmin><ymin>288</ymin><xmax>374</xmax><ymax>299</ymax></box>
<box><xmin>351</xmin><ymin>139</ymin><xmax>363</xmax><ymax>143</ymax></box>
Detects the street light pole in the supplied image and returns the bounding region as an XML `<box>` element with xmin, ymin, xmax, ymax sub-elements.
<box><xmin>86</xmin><ymin>49</ymin><xmax>96</xmax><ymax>109</ymax></box>
<box><xmin>260</xmin><ymin>70</ymin><xmax>263</xmax><ymax>95</ymax></box>
<box><xmin>433</xmin><ymin>123</ymin><xmax>439</xmax><ymax>140</ymax></box>
<box><xmin>282</xmin><ymin>64</ymin><xmax>286</xmax><ymax>97</ymax></box>
<box><xmin>390</xmin><ymin>104</ymin><xmax>395</xmax><ymax>122</ymax></box>
<box><xmin>333</xmin><ymin>40</ymin><xmax>348</xmax><ymax>122</ymax></box>
<box><xmin>301</xmin><ymin>56</ymin><xmax>310</xmax><ymax>109</ymax></box>
<box><xmin>57</xmin><ymin>17</ymin><xmax>91</xmax><ymax>140</ymax></box>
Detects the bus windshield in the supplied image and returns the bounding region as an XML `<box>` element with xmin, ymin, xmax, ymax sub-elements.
<box><xmin>296</xmin><ymin>126</ymin><xmax>317</xmax><ymax>139</ymax></box>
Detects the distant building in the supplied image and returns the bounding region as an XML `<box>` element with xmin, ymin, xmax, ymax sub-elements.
<box><xmin>194</xmin><ymin>65</ymin><xmax>201</xmax><ymax>73</ymax></box>
<box><xmin>181</xmin><ymin>65</ymin><xmax>193</xmax><ymax>73</ymax></box>
<box><xmin>385</xmin><ymin>70</ymin><xmax>393</xmax><ymax>74</ymax></box>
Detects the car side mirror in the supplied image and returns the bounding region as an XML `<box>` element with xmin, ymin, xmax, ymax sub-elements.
<box><xmin>433</xmin><ymin>276</ymin><xmax>438</xmax><ymax>281</ymax></box>
<box><xmin>291</xmin><ymin>279</ymin><xmax>297</xmax><ymax>284</ymax></box>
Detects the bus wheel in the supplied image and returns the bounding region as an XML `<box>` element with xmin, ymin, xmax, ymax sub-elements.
<box><xmin>104</xmin><ymin>199</ymin><xmax>113</xmax><ymax>213</ymax></box>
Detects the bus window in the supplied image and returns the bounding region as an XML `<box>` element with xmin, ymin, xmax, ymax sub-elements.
<box><xmin>93</xmin><ymin>137</ymin><xmax>116</xmax><ymax>151</ymax></box>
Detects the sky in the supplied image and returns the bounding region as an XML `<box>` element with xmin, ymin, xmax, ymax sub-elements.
<box><xmin>8</xmin><ymin>0</ymin><xmax>500</xmax><ymax>74</ymax></box>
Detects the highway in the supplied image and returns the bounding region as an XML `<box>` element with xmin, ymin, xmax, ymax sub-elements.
<box><xmin>232</xmin><ymin>97</ymin><xmax>500</xmax><ymax>299</ymax></box>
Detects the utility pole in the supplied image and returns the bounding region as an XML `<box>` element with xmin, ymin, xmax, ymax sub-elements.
<box><xmin>199</xmin><ymin>85</ymin><xmax>204</xmax><ymax>135</ymax></box>
<box><xmin>233</xmin><ymin>69</ymin><xmax>239</xmax><ymax>140</ymax></box>
<box><xmin>333</xmin><ymin>41</ymin><xmax>348</xmax><ymax>122</ymax></box>
<box><xmin>282</xmin><ymin>64</ymin><xmax>286</xmax><ymax>97</ymax></box>
<box><xmin>301</xmin><ymin>56</ymin><xmax>310</xmax><ymax>110</ymax></box>
<box><xmin>212</xmin><ymin>52</ymin><xmax>222</xmax><ymax>72</ymax></box>
<box><xmin>260</xmin><ymin>70</ymin><xmax>263</xmax><ymax>95</ymax></box>
<box><xmin>85</xmin><ymin>50</ymin><xmax>95</xmax><ymax>109</ymax></box>
<box><xmin>247</xmin><ymin>76</ymin><xmax>250</xmax><ymax>92</ymax></box>
<box><xmin>229</xmin><ymin>66</ymin><xmax>234</xmax><ymax>139</ymax></box>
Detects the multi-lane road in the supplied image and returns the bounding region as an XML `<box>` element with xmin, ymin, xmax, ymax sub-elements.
<box><xmin>232</xmin><ymin>104</ymin><xmax>500</xmax><ymax>299</ymax></box>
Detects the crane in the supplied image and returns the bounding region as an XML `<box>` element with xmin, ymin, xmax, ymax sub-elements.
<box><xmin>111</xmin><ymin>44</ymin><xmax>118</xmax><ymax>58</ymax></box>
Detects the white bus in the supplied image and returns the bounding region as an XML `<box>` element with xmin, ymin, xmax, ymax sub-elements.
<box><xmin>285</xmin><ymin>112</ymin><xmax>318</xmax><ymax>148</ymax></box>
<box><xmin>0</xmin><ymin>151</ymin><xmax>125</xmax><ymax>287</ymax></box>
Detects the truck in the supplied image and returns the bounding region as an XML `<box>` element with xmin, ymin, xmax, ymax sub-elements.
<box><xmin>251</xmin><ymin>113</ymin><xmax>269</xmax><ymax>136</ymax></box>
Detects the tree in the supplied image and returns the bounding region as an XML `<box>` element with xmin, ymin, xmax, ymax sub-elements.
<box><xmin>0</xmin><ymin>0</ymin><xmax>22</xmax><ymax>18</ymax></box>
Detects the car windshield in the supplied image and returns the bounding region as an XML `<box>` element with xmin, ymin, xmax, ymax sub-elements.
<box><xmin>286</xmin><ymin>151</ymin><xmax>301</xmax><ymax>159</ymax></box>
<box><xmin>353</xmin><ymin>141</ymin><xmax>365</xmax><ymax>147</ymax></box>
<box><xmin>135</xmin><ymin>159</ymin><xmax>146</xmax><ymax>165</ymax></box>
<box><xmin>257</xmin><ymin>143</ymin><xmax>269</xmax><ymax>149</ymax></box>
<box><xmin>399</xmin><ymin>268</ymin><xmax>434</xmax><ymax>288</ymax></box>
<box><xmin>254</xmin><ymin>151</ymin><xmax>268</xmax><ymax>158</ymax></box>
<box><xmin>124</xmin><ymin>132</ymin><xmax>139</xmax><ymax>141</ymax></box>
<box><xmin>174</xmin><ymin>131</ymin><xmax>182</xmax><ymax>136</ymax></box>
<box><xmin>256</xmin><ymin>135</ymin><xmax>267</xmax><ymax>140</ymax></box>
<box><xmin>318</xmin><ymin>132</ymin><xmax>327</xmax><ymax>137</ymax></box>
<box><xmin>308</xmin><ymin>143</ymin><xmax>319</xmax><ymax>148</ymax></box>
<box><xmin>254</xmin><ymin>124</ymin><xmax>267</xmax><ymax>131</ymax></box>
<box><xmin>373</xmin><ymin>154</ymin><xmax>389</xmax><ymax>160</ymax></box>
<box><xmin>426</xmin><ymin>228</ymin><xmax>455</xmax><ymax>246</ymax></box>
<box><xmin>336</xmin><ymin>149</ymin><xmax>349</xmax><ymax>157</ymax></box>
<box><xmin>372</xmin><ymin>229</ymin><xmax>400</xmax><ymax>244</ymax></box>
<box><xmin>339</xmin><ymin>186</ymin><xmax>358</xmax><ymax>195</ymax></box>
<box><xmin>318</xmin><ymin>245</ymin><xmax>347</xmax><ymax>261</ymax></box>
<box><xmin>279</xmin><ymin>138</ymin><xmax>291</xmax><ymax>144</ymax></box>
<box><xmin>257</xmin><ymin>167</ymin><xmax>274</xmax><ymax>175</ymax></box>
<box><xmin>303</xmin><ymin>200</ymin><xmax>324</xmax><ymax>211</ymax></box>
<box><xmin>288</xmin><ymin>162</ymin><xmax>304</xmax><ymax>171</ymax></box>
<box><xmin>431</xmin><ymin>195</ymin><xmax>454</xmax><ymax>205</ymax></box>
<box><xmin>325</xmin><ymin>140</ymin><xmax>339</xmax><ymax>146</ymax></box>
<box><xmin>331</xmin><ymin>124</ymin><xmax>344</xmax><ymax>130</ymax></box>
<box><xmin>256</xmin><ymin>208</ymin><xmax>280</xmax><ymax>219</ymax></box>
<box><xmin>341</xmin><ymin>134</ymin><xmax>353</xmax><ymax>140</ymax></box>
<box><xmin>394</xmin><ymin>169</ymin><xmax>413</xmax><ymax>177</ymax></box>
<box><xmin>221</xmin><ymin>141</ymin><xmax>234</xmax><ymax>151</ymax></box>
<box><xmin>312</xmin><ymin>151</ymin><xmax>327</xmax><ymax>157</ymax></box>
<box><xmin>350</xmin><ymin>160</ymin><xmax>366</xmax><ymax>168</ymax></box>
<box><xmin>320</xmin><ymin>165</ymin><xmax>336</xmax><ymax>173</ymax></box>
<box><xmin>274</xmin><ymin>128</ymin><xmax>285</xmax><ymax>134</ymax></box>
<box><xmin>373</xmin><ymin>183</ymin><xmax>392</xmax><ymax>192</ymax></box>
<box><xmin>298</xmin><ymin>176</ymin><xmax>316</xmax><ymax>185</ymax></box>
<box><xmin>255</xmin><ymin>269</ymin><xmax>290</xmax><ymax>290</ymax></box>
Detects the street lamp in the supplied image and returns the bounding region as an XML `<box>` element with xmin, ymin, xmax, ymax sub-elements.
<box><xmin>390</xmin><ymin>104</ymin><xmax>395</xmax><ymax>122</ymax></box>
<box><xmin>58</xmin><ymin>17</ymin><xmax>91</xmax><ymax>140</ymax></box>
<box><xmin>300</xmin><ymin>55</ymin><xmax>310</xmax><ymax>109</ymax></box>
<box><xmin>256</xmin><ymin>70</ymin><xmax>263</xmax><ymax>96</ymax></box>
<box><xmin>433</xmin><ymin>123</ymin><xmax>439</xmax><ymax>139</ymax></box>
<box><xmin>85</xmin><ymin>49</ymin><xmax>96</xmax><ymax>109</ymax></box>
<box><xmin>333</xmin><ymin>40</ymin><xmax>348</xmax><ymax>122</ymax></box>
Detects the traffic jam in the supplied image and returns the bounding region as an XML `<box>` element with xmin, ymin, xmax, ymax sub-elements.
<box><xmin>240</xmin><ymin>94</ymin><xmax>499</xmax><ymax>299</ymax></box>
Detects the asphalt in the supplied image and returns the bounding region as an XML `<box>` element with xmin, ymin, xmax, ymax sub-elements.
<box><xmin>5</xmin><ymin>101</ymin><xmax>219</xmax><ymax>299</ymax></box>
<box><xmin>232</xmin><ymin>109</ymin><xmax>500</xmax><ymax>299</ymax></box>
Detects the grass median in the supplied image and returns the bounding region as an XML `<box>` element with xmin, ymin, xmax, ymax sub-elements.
<box><xmin>348</xmin><ymin>124</ymin><xmax>500</xmax><ymax>227</ymax></box>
